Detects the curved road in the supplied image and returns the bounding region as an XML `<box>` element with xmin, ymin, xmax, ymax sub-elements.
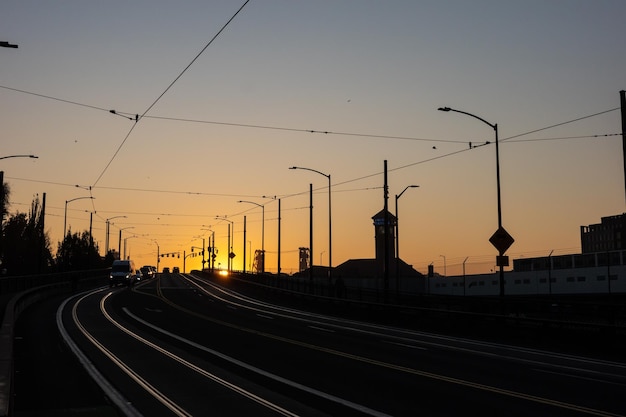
<box><xmin>44</xmin><ymin>273</ymin><xmax>626</xmax><ymax>416</ymax></box>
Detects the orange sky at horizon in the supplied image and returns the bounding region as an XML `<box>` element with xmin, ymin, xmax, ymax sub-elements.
<box><xmin>2</xmin><ymin>1</ymin><xmax>625</xmax><ymax>276</ymax></box>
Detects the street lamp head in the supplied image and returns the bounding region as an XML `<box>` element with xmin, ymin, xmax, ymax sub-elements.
<box><xmin>410</xmin><ymin>185</ymin><xmax>420</xmax><ymax>188</ymax></box>
<box><xmin>0</xmin><ymin>154</ymin><xmax>39</xmax><ymax>161</ymax></box>
<box><xmin>438</xmin><ymin>107</ymin><xmax>451</xmax><ymax>112</ymax></box>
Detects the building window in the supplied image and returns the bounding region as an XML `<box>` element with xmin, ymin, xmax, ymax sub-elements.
<box><xmin>577</xmin><ymin>276</ymin><xmax>586</xmax><ymax>282</ymax></box>
<box><xmin>597</xmin><ymin>275</ymin><xmax>606</xmax><ymax>281</ymax></box>
<box><xmin>567</xmin><ymin>277</ymin><xmax>575</xmax><ymax>283</ymax></box>
<box><xmin>539</xmin><ymin>278</ymin><xmax>547</xmax><ymax>283</ymax></box>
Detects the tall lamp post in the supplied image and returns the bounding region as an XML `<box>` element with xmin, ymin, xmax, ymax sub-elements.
<box><xmin>202</xmin><ymin>226</ymin><xmax>216</xmax><ymax>272</ymax></box>
<box><xmin>216</xmin><ymin>216</ymin><xmax>234</xmax><ymax>272</ymax></box>
<box><xmin>64</xmin><ymin>196</ymin><xmax>95</xmax><ymax>239</ymax></box>
<box><xmin>438</xmin><ymin>106</ymin><xmax>512</xmax><ymax>297</ymax></box>
<box><xmin>106</xmin><ymin>216</ymin><xmax>126</xmax><ymax>254</ymax></box>
<box><xmin>238</xmin><ymin>200</ymin><xmax>265</xmax><ymax>273</ymax></box>
<box><xmin>152</xmin><ymin>240</ymin><xmax>160</xmax><ymax>272</ymax></box>
<box><xmin>290</xmin><ymin>166</ymin><xmax>332</xmax><ymax>287</ymax></box>
<box><xmin>118</xmin><ymin>227</ymin><xmax>134</xmax><ymax>260</ymax></box>
<box><xmin>395</xmin><ymin>185</ymin><xmax>419</xmax><ymax>295</ymax></box>
<box><xmin>123</xmin><ymin>235</ymin><xmax>137</xmax><ymax>260</ymax></box>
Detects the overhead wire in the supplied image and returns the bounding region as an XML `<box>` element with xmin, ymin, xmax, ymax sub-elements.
<box><xmin>500</xmin><ymin>107</ymin><xmax>619</xmax><ymax>142</ymax></box>
<box><xmin>90</xmin><ymin>0</ymin><xmax>251</xmax><ymax>188</ymax></box>
<box><xmin>2</xmin><ymin>79</ymin><xmax>621</xmax><ymax>224</ymax></box>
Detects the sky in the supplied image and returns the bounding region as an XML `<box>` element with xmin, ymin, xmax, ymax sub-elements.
<box><xmin>1</xmin><ymin>0</ymin><xmax>625</xmax><ymax>276</ymax></box>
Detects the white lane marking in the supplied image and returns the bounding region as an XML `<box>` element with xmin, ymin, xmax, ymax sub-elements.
<box><xmin>383</xmin><ymin>340</ymin><xmax>428</xmax><ymax>351</ymax></box>
<box><xmin>57</xmin><ymin>290</ymin><xmax>143</xmax><ymax>417</ymax></box>
<box><xmin>308</xmin><ymin>325</ymin><xmax>335</xmax><ymax>333</ymax></box>
<box><xmin>533</xmin><ymin>368</ymin><xmax>626</xmax><ymax>386</ymax></box>
<box><xmin>256</xmin><ymin>313</ymin><xmax>274</xmax><ymax>320</ymax></box>
<box><xmin>124</xmin><ymin>308</ymin><xmax>393</xmax><ymax>417</ymax></box>
<box><xmin>68</xmin><ymin>290</ymin><xmax>190</xmax><ymax>416</ymax></box>
<box><xmin>184</xmin><ymin>275</ymin><xmax>626</xmax><ymax>378</ymax></box>
<box><xmin>106</xmin><ymin>302</ymin><xmax>297</xmax><ymax>417</ymax></box>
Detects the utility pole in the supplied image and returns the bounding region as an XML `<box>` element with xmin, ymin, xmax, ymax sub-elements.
<box><xmin>309</xmin><ymin>183</ymin><xmax>313</xmax><ymax>283</ymax></box>
<box><xmin>278</xmin><ymin>198</ymin><xmax>281</xmax><ymax>277</ymax></box>
<box><xmin>619</xmin><ymin>90</ymin><xmax>626</xmax><ymax>205</ymax></box>
<box><xmin>243</xmin><ymin>216</ymin><xmax>247</xmax><ymax>274</ymax></box>
<box><xmin>383</xmin><ymin>160</ymin><xmax>389</xmax><ymax>300</ymax></box>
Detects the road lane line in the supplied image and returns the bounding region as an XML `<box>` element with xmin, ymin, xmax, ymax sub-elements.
<box><xmin>308</xmin><ymin>326</ymin><xmax>335</xmax><ymax>333</ymax></box>
<box><xmin>382</xmin><ymin>340</ymin><xmax>428</xmax><ymax>351</ymax></box>
<box><xmin>186</xmin><ymin>274</ymin><xmax>626</xmax><ymax>381</ymax></box>
<box><xmin>533</xmin><ymin>368</ymin><xmax>626</xmax><ymax>386</ymax></box>
<box><xmin>64</xmin><ymin>289</ymin><xmax>191</xmax><ymax>417</ymax></box>
<box><xmin>176</xmin><ymin>275</ymin><xmax>624</xmax><ymax>417</ymax></box>
<box><xmin>124</xmin><ymin>307</ymin><xmax>393</xmax><ymax>417</ymax></box>
<box><xmin>102</xmin><ymin>299</ymin><xmax>298</xmax><ymax>417</ymax></box>
<box><xmin>57</xmin><ymin>291</ymin><xmax>143</xmax><ymax>417</ymax></box>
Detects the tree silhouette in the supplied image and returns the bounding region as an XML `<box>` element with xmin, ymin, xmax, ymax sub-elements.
<box><xmin>2</xmin><ymin>195</ymin><xmax>53</xmax><ymax>275</ymax></box>
<box><xmin>56</xmin><ymin>230</ymin><xmax>104</xmax><ymax>271</ymax></box>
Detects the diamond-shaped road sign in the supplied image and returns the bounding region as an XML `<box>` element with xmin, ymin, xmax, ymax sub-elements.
<box><xmin>489</xmin><ymin>227</ymin><xmax>514</xmax><ymax>254</ymax></box>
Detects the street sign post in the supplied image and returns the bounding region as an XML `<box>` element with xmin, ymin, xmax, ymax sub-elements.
<box><xmin>489</xmin><ymin>227</ymin><xmax>514</xmax><ymax>255</ymax></box>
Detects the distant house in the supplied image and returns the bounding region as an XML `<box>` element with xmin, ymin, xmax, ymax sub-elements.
<box><xmin>291</xmin><ymin>207</ymin><xmax>424</xmax><ymax>293</ymax></box>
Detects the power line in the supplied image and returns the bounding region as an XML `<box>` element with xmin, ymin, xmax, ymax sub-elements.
<box><xmin>500</xmin><ymin>107</ymin><xmax>619</xmax><ymax>142</ymax></box>
<box><xmin>4</xmin><ymin>82</ymin><xmax>618</xmax><ymax>147</ymax></box>
<box><xmin>506</xmin><ymin>133</ymin><xmax>621</xmax><ymax>143</ymax></box>
<box><xmin>0</xmin><ymin>85</ymin><xmax>110</xmax><ymax>113</ymax></box>
<box><xmin>142</xmin><ymin>115</ymin><xmax>465</xmax><ymax>144</ymax></box>
<box><xmin>90</xmin><ymin>0</ymin><xmax>251</xmax><ymax>188</ymax></box>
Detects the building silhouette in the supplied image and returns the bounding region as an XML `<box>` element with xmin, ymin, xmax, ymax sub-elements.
<box><xmin>580</xmin><ymin>213</ymin><xmax>625</xmax><ymax>253</ymax></box>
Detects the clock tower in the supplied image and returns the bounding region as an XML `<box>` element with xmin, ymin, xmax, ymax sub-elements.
<box><xmin>372</xmin><ymin>209</ymin><xmax>396</xmax><ymax>277</ymax></box>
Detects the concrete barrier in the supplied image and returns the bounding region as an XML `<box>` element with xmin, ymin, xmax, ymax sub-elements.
<box><xmin>0</xmin><ymin>270</ymin><xmax>107</xmax><ymax>416</ymax></box>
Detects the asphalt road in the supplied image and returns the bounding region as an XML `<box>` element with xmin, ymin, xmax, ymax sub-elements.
<box><xmin>13</xmin><ymin>292</ymin><xmax>118</xmax><ymax>416</ymax></box>
<box><xmin>14</xmin><ymin>273</ymin><xmax>626</xmax><ymax>416</ymax></box>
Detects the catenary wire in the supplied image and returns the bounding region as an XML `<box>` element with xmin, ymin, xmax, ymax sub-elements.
<box><xmin>89</xmin><ymin>0</ymin><xmax>251</xmax><ymax>188</ymax></box>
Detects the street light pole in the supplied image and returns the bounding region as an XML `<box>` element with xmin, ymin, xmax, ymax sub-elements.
<box><xmin>152</xmin><ymin>240</ymin><xmax>160</xmax><ymax>272</ymax></box>
<box><xmin>118</xmin><ymin>227</ymin><xmax>134</xmax><ymax>260</ymax></box>
<box><xmin>238</xmin><ymin>200</ymin><xmax>265</xmax><ymax>273</ymax></box>
<box><xmin>395</xmin><ymin>185</ymin><xmax>419</xmax><ymax>295</ymax></box>
<box><xmin>64</xmin><ymin>196</ymin><xmax>95</xmax><ymax>239</ymax></box>
<box><xmin>438</xmin><ymin>106</ymin><xmax>507</xmax><ymax>297</ymax></box>
<box><xmin>216</xmin><ymin>216</ymin><xmax>234</xmax><ymax>272</ymax></box>
<box><xmin>290</xmin><ymin>166</ymin><xmax>332</xmax><ymax>287</ymax></box>
<box><xmin>105</xmin><ymin>216</ymin><xmax>127</xmax><ymax>254</ymax></box>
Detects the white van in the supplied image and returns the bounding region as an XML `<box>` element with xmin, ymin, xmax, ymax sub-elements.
<box><xmin>109</xmin><ymin>259</ymin><xmax>138</xmax><ymax>287</ymax></box>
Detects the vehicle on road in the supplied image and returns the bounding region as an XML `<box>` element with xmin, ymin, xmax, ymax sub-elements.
<box><xmin>109</xmin><ymin>259</ymin><xmax>139</xmax><ymax>287</ymax></box>
<box><xmin>140</xmin><ymin>266</ymin><xmax>154</xmax><ymax>280</ymax></box>
<box><xmin>172</xmin><ymin>266</ymin><xmax>180</xmax><ymax>274</ymax></box>
<box><xmin>163</xmin><ymin>267</ymin><xmax>170</xmax><ymax>274</ymax></box>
